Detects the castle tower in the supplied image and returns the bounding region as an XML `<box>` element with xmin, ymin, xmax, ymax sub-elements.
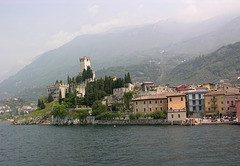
<box><xmin>79</xmin><ymin>56</ymin><xmax>91</xmax><ymax>74</ymax></box>
<box><xmin>79</xmin><ymin>56</ymin><xmax>95</xmax><ymax>80</ymax></box>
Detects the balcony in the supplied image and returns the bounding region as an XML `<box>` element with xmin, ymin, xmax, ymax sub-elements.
<box><xmin>211</xmin><ymin>98</ymin><xmax>217</xmax><ymax>102</ymax></box>
<box><xmin>211</xmin><ymin>104</ymin><xmax>217</xmax><ymax>108</ymax></box>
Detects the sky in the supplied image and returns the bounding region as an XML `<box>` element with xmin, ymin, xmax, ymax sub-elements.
<box><xmin>0</xmin><ymin>0</ymin><xmax>240</xmax><ymax>83</ymax></box>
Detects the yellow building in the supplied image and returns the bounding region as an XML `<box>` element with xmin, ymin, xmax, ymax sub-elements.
<box><xmin>132</xmin><ymin>94</ymin><xmax>167</xmax><ymax>114</ymax></box>
<box><xmin>167</xmin><ymin>93</ymin><xmax>187</xmax><ymax>121</ymax></box>
<box><xmin>205</xmin><ymin>91</ymin><xmax>237</xmax><ymax>117</ymax></box>
<box><xmin>202</xmin><ymin>83</ymin><xmax>216</xmax><ymax>91</ymax></box>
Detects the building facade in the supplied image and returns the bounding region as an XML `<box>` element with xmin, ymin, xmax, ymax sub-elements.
<box><xmin>47</xmin><ymin>83</ymin><xmax>68</xmax><ymax>102</ymax></box>
<box><xmin>204</xmin><ymin>91</ymin><xmax>237</xmax><ymax>117</ymax></box>
<box><xmin>167</xmin><ymin>93</ymin><xmax>187</xmax><ymax>121</ymax></box>
<box><xmin>132</xmin><ymin>94</ymin><xmax>167</xmax><ymax>114</ymax></box>
<box><xmin>187</xmin><ymin>88</ymin><xmax>208</xmax><ymax>117</ymax></box>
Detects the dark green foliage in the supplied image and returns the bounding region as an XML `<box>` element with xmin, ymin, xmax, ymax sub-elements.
<box><xmin>53</xmin><ymin>104</ymin><xmax>67</xmax><ymax>118</ymax></box>
<box><xmin>47</xmin><ymin>94</ymin><xmax>54</xmax><ymax>103</ymax></box>
<box><xmin>150</xmin><ymin>110</ymin><xmax>167</xmax><ymax>119</ymax></box>
<box><xmin>40</xmin><ymin>100</ymin><xmax>45</xmax><ymax>109</ymax></box>
<box><xmin>84</xmin><ymin>82</ymin><xmax>94</xmax><ymax>107</ymax></box>
<box><xmin>76</xmin><ymin>66</ymin><xmax>94</xmax><ymax>83</ymax></box>
<box><xmin>84</xmin><ymin>74</ymin><xmax>128</xmax><ymax>107</ymax></box>
<box><xmin>82</xmin><ymin>66</ymin><xmax>93</xmax><ymax>81</ymax></box>
<box><xmin>129</xmin><ymin>112</ymin><xmax>144</xmax><ymax>120</ymax></box>
<box><xmin>92</xmin><ymin>100</ymin><xmax>107</xmax><ymax>116</ymax></box>
<box><xmin>59</xmin><ymin>90</ymin><xmax>62</xmax><ymax>104</ymax></box>
<box><xmin>111</xmin><ymin>103</ymin><xmax>124</xmax><ymax>112</ymax></box>
<box><xmin>37</xmin><ymin>96</ymin><xmax>46</xmax><ymax>109</ymax></box>
<box><xmin>123</xmin><ymin>91</ymin><xmax>135</xmax><ymax>110</ymax></box>
<box><xmin>126</xmin><ymin>72</ymin><xmax>132</xmax><ymax>83</ymax></box>
<box><xmin>75</xmin><ymin>109</ymin><xmax>89</xmax><ymax>121</ymax></box>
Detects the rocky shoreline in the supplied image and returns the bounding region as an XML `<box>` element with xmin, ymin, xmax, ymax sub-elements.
<box><xmin>12</xmin><ymin>115</ymin><xmax>171</xmax><ymax>125</ymax></box>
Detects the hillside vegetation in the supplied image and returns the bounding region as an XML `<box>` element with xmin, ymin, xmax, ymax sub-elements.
<box><xmin>163</xmin><ymin>42</ymin><xmax>240</xmax><ymax>85</ymax></box>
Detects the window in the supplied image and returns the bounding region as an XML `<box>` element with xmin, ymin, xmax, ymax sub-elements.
<box><xmin>199</xmin><ymin>100</ymin><xmax>201</xmax><ymax>105</ymax></box>
<box><xmin>208</xmin><ymin>108</ymin><xmax>210</xmax><ymax>111</ymax></box>
<box><xmin>150</xmin><ymin>108</ymin><xmax>152</xmax><ymax>112</ymax></box>
<box><xmin>160</xmin><ymin>100</ymin><xmax>162</xmax><ymax>103</ymax></box>
<box><xmin>170</xmin><ymin>107</ymin><xmax>172</xmax><ymax>110</ymax></box>
<box><xmin>155</xmin><ymin>107</ymin><xmax>158</xmax><ymax>110</ymax></box>
<box><xmin>149</xmin><ymin>101</ymin><xmax>151</xmax><ymax>104</ymax></box>
<box><xmin>208</xmin><ymin>102</ymin><xmax>210</xmax><ymax>105</ymax></box>
<box><xmin>161</xmin><ymin>107</ymin><xmax>162</xmax><ymax>111</ymax></box>
<box><xmin>193</xmin><ymin>94</ymin><xmax>195</xmax><ymax>99</ymax></box>
<box><xmin>181</xmin><ymin>97</ymin><xmax>183</xmax><ymax>101</ymax></box>
<box><xmin>221</xmin><ymin>96</ymin><xmax>223</xmax><ymax>99</ymax></box>
<box><xmin>155</xmin><ymin>100</ymin><xmax>157</xmax><ymax>104</ymax></box>
<box><xmin>193</xmin><ymin>100</ymin><xmax>196</xmax><ymax>105</ymax></box>
<box><xmin>227</xmin><ymin>101</ymin><xmax>229</xmax><ymax>104</ymax></box>
<box><xmin>193</xmin><ymin>106</ymin><xmax>196</xmax><ymax>111</ymax></box>
<box><xmin>228</xmin><ymin>107</ymin><xmax>229</xmax><ymax>110</ymax></box>
<box><xmin>144</xmin><ymin>108</ymin><xmax>146</xmax><ymax>112</ymax></box>
<box><xmin>222</xmin><ymin>108</ymin><xmax>224</xmax><ymax>111</ymax></box>
<box><xmin>144</xmin><ymin>101</ymin><xmax>145</xmax><ymax>104</ymax></box>
<box><xmin>199</xmin><ymin>106</ymin><xmax>202</xmax><ymax>111</ymax></box>
<box><xmin>136</xmin><ymin>102</ymin><xmax>138</xmax><ymax>105</ymax></box>
<box><xmin>172</xmin><ymin>114</ymin><xmax>174</xmax><ymax>118</ymax></box>
<box><xmin>170</xmin><ymin>98</ymin><xmax>172</xmax><ymax>102</ymax></box>
<box><xmin>178</xmin><ymin>114</ymin><xmax>180</xmax><ymax>118</ymax></box>
<box><xmin>221</xmin><ymin>101</ymin><xmax>223</xmax><ymax>105</ymax></box>
<box><xmin>136</xmin><ymin>109</ymin><xmax>138</xmax><ymax>112</ymax></box>
<box><xmin>208</xmin><ymin>97</ymin><xmax>210</xmax><ymax>100</ymax></box>
<box><xmin>198</xmin><ymin>94</ymin><xmax>201</xmax><ymax>99</ymax></box>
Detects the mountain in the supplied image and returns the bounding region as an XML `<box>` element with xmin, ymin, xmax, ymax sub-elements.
<box><xmin>166</xmin><ymin>16</ymin><xmax>240</xmax><ymax>55</ymax></box>
<box><xmin>0</xmin><ymin>15</ymin><xmax>239</xmax><ymax>101</ymax></box>
<box><xmin>163</xmin><ymin>42</ymin><xmax>240</xmax><ymax>85</ymax></box>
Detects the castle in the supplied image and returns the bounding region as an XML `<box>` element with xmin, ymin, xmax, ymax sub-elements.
<box><xmin>47</xmin><ymin>56</ymin><xmax>95</xmax><ymax>101</ymax></box>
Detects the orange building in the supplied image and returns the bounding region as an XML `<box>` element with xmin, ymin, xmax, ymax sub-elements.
<box><xmin>167</xmin><ymin>93</ymin><xmax>187</xmax><ymax>121</ymax></box>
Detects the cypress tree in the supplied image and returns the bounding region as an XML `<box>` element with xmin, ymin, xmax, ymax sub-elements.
<box><xmin>59</xmin><ymin>90</ymin><xmax>62</xmax><ymax>104</ymax></box>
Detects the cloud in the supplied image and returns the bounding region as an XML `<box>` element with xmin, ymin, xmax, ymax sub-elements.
<box><xmin>176</xmin><ymin>0</ymin><xmax>240</xmax><ymax>22</ymax></box>
<box><xmin>47</xmin><ymin>31</ymin><xmax>80</xmax><ymax>48</ymax></box>
<box><xmin>79</xmin><ymin>19</ymin><xmax>120</xmax><ymax>34</ymax></box>
<box><xmin>138</xmin><ymin>4</ymin><xmax>143</xmax><ymax>9</ymax></box>
<box><xmin>88</xmin><ymin>5</ymin><xmax>99</xmax><ymax>15</ymax></box>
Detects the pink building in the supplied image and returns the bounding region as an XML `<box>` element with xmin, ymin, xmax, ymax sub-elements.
<box><xmin>236</xmin><ymin>99</ymin><xmax>240</xmax><ymax>122</ymax></box>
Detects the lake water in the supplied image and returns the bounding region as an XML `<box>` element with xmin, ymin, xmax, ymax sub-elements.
<box><xmin>0</xmin><ymin>122</ymin><xmax>240</xmax><ymax>165</ymax></box>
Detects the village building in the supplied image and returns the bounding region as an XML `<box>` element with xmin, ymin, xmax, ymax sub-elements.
<box><xmin>201</xmin><ymin>83</ymin><xmax>217</xmax><ymax>91</ymax></box>
<box><xmin>204</xmin><ymin>91</ymin><xmax>237</xmax><ymax>118</ymax></box>
<box><xmin>167</xmin><ymin>93</ymin><xmax>187</xmax><ymax>121</ymax></box>
<box><xmin>132</xmin><ymin>94</ymin><xmax>167</xmax><ymax>114</ymax></box>
<box><xmin>187</xmin><ymin>87</ymin><xmax>209</xmax><ymax>117</ymax></box>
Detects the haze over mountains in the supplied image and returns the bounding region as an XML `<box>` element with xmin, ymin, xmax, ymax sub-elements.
<box><xmin>0</xmin><ymin>15</ymin><xmax>240</xmax><ymax>101</ymax></box>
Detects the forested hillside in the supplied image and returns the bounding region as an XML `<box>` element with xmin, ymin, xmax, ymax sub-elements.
<box><xmin>163</xmin><ymin>42</ymin><xmax>240</xmax><ymax>85</ymax></box>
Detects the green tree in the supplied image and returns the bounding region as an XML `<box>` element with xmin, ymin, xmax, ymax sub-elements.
<box><xmin>150</xmin><ymin>110</ymin><xmax>167</xmax><ymax>119</ymax></box>
<box><xmin>40</xmin><ymin>100</ymin><xmax>45</xmax><ymax>109</ymax></box>
<box><xmin>123</xmin><ymin>91</ymin><xmax>135</xmax><ymax>110</ymax></box>
<box><xmin>126</xmin><ymin>72</ymin><xmax>132</xmax><ymax>83</ymax></box>
<box><xmin>47</xmin><ymin>94</ymin><xmax>54</xmax><ymax>103</ymax></box>
<box><xmin>59</xmin><ymin>90</ymin><xmax>62</xmax><ymax>104</ymax></box>
<box><xmin>92</xmin><ymin>100</ymin><xmax>107</xmax><ymax>116</ymax></box>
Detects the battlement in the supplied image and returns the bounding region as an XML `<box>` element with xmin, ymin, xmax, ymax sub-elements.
<box><xmin>79</xmin><ymin>56</ymin><xmax>90</xmax><ymax>62</ymax></box>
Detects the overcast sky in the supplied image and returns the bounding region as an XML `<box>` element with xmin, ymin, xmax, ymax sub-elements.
<box><xmin>1</xmin><ymin>0</ymin><xmax>240</xmax><ymax>83</ymax></box>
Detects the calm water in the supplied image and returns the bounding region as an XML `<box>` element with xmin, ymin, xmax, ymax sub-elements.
<box><xmin>0</xmin><ymin>122</ymin><xmax>240</xmax><ymax>166</ymax></box>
